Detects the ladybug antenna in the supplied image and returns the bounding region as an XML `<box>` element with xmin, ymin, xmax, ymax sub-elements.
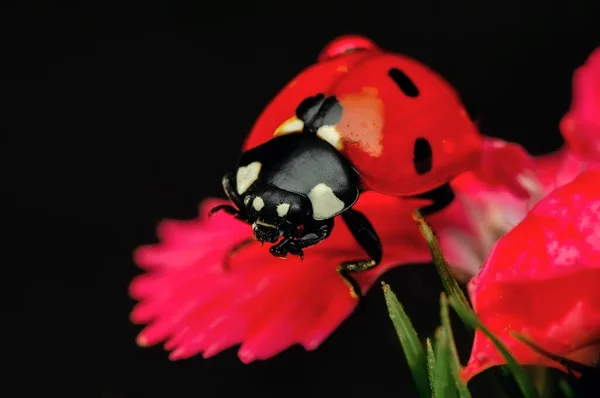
<box><xmin>318</xmin><ymin>34</ymin><xmax>379</xmax><ymax>62</ymax></box>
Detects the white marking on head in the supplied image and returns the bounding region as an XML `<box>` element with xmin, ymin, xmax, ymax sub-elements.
<box><xmin>316</xmin><ymin>125</ymin><xmax>343</xmax><ymax>150</ymax></box>
<box><xmin>236</xmin><ymin>161</ymin><xmax>262</xmax><ymax>195</ymax></box>
<box><xmin>255</xmin><ymin>220</ymin><xmax>275</xmax><ymax>228</ymax></box>
<box><xmin>252</xmin><ymin>196</ymin><xmax>265</xmax><ymax>211</ymax></box>
<box><xmin>308</xmin><ymin>183</ymin><xmax>345</xmax><ymax>220</ymax></box>
<box><xmin>276</xmin><ymin>203</ymin><xmax>290</xmax><ymax>217</ymax></box>
<box><xmin>274</xmin><ymin>116</ymin><xmax>304</xmax><ymax>137</ymax></box>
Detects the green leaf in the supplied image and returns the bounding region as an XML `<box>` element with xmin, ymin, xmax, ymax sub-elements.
<box><xmin>433</xmin><ymin>327</ymin><xmax>458</xmax><ymax>398</ymax></box>
<box><xmin>439</xmin><ymin>294</ymin><xmax>472</xmax><ymax>398</ymax></box>
<box><xmin>558</xmin><ymin>379</ymin><xmax>576</xmax><ymax>398</ymax></box>
<box><xmin>525</xmin><ymin>366</ymin><xmax>549</xmax><ymax>397</ymax></box>
<box><xmin>426</xmin><ymin>338</ymin><xmax>436</xmax><ymax>398</ymax></box>
<box><xmin>413</xmin><ymin>211</ymin><xmax>472</xmax><ymax>315</ymax></box>
<box><xmin>448</xmin><ymin>295</ymin><xmax>539</xmax><ymax>398</ymax></box>
<box><xmin>382</xmin><ymin>282</ymin><xmax>431</xmax><ymax>398</ymax></box>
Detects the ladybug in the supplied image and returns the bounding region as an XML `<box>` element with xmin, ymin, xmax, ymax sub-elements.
<box><xmin>210</xmin><ymin>35</ymin><xmax>481</xmax><ymax>299</ymax></box>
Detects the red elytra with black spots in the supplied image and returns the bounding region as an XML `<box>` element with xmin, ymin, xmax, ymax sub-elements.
<box><xmin>243</xmin><ymin>35</ymin><xmax>482</xmax><ymax>197</ymax></box>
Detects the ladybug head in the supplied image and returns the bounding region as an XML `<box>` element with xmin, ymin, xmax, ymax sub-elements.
<box><xmin>215</xmin><ymin>134</ymin><xmax>360</xmax><ymax>245</ymax></box>
<box><xmin>240</xmin><ymin>184</ymin><xmax>313</xmax><ymax>244</ymax></box>
<box><xmin>216</xmin><ymin>138</ymin><xmax>321</xmax><ymax>244</ymax></box>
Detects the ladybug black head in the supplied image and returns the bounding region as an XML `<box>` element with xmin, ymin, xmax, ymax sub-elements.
<box><xmin>243</xmin><ymin>185</ymin><xmax>312</xmax><ymax>243</ymax></box>
<box><xmin>214</xmin><ymin>134</ymin><xmax>360</xmax><ymax>245</ymax></box>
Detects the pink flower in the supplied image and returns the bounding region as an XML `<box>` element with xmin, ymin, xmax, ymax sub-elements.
<box><xmin>441</xmin><ymin>137</ymin><xmax>582</xmax><ymax>274</ymax></box>
<box><xmin>461</xmin><ymin>170</ymin><xmax>600</xmax><ymax>381</ymax></box>
<box><xmin>560</xmin><ymin>47</ymin><xmax>600</xmax><ymax>161</ymax></box>
<box><xmin>130</xmin><ymin>193</ymin><xmax>453</xmax><ymax>363</ymax></box>
<box><xmin>446</xmin><ymin>45</ymin><xmax>600</xmax><ymax>275</ymax></box>
<box><xmin>449</xmin><ymin>46</ymin><xmax>600</xmax><ymax>275</ymax></box>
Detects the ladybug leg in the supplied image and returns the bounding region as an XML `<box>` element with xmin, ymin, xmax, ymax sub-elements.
<box><xmin>210</xmin><ymin>172</ymin><xmax>253</xmax><ymax>223</ymax></box>
<box><xmin>208</xmin><ymin>206</ymin><xmax>256</xmax><ymax>271</ymax></box>
<box><xmin>208</xmin><ymin>204</ymin><xmax>252</xmax><ymax>226</ymax></box>
<box><xmin>337</xmin><ymin>209</ymin><xmax>383</xmax><ymax>300</ymax></box>
<box><xmin>269</xmin><ymin>219</ymin><xmax>334</xmax><ymax>259</ymax></box>
<box><xmin>211</xmin><ymin>172</ymin><xmax>257</xmax><ymax>271</ymax></box>
<box><xmin>269</xmin><ymin>237</ymin><xmax>295</xmax><ymax>259</ymax></box>
<box><xmin>221</xmin><ymin>237</ymin><xmax>257</xmax><ymax>272</ymax></box>
<box><xmin>208</xmin><ymin>204</ymin><xmax>239</xmax><ymax>218</ymax></box>
<box><xmin>220</xmin><ymin>172</ymin><xmax>248</xmax><ymax>215</ymax></box>
<box><xmin>413</xmin><ymin>183</ymin><xmax>455</xmax><ymax>217</ymax></box>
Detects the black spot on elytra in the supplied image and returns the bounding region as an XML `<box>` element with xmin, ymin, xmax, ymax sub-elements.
<box><xmin>413</xmin><ymin>137</ymin><xmax>432</xmax><ymax>174</ymax></box>
<box><xmin>296</xmin><ymin>94</ymin><xmax>343</xmax><ymax>134</ymax></box>
<box><xmin>388</xmin><ymin>68</ymin><xmax>419</xmax><ymax>97</ymax></box>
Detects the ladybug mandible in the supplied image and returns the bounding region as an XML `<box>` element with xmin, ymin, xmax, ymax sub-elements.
<box><xmin>210</xmin><ymin>35</ymin><xmax>482</xmax><ymax>299</ymax></box>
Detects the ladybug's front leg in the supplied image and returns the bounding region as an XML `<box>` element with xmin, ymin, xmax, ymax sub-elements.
<box><xmin>209</xmin><ymin>173</ymin><xmax>253</xmax><ymax>222</ymax></box>
<box><xmin>337</xmin><ymin>209</ymin><xmax>382</xmax><ymax>301</ymax></box>
<box><xmin>269</xmin><ymin>219</ymin><xmax>334</xmax><ymax>259</ymax></box>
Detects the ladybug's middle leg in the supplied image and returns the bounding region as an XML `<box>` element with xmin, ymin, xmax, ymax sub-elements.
<box><xmin>337</xmin><ymin>208</ymin><xmax>383</xmax><ymax>301</ymax></box>
<box><xmin>209</xmin><ymin>173</ymin><xmax>253</xmax><ymax>224</ymax></box>
<box><xmin>222</xmin><ymin>237</ymin><xmax>257</xmax><ymax>272</ymax></box>
<box><xmin>412</xmin><ymin>182</ymin><xmax>455</xmax><ymax>217</ymax></box>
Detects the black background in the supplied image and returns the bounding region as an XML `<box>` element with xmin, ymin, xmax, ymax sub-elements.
<box><xmin>2</xmin><ymin>1</ymin><xmax>599</xmax><ymax>397</ymax></box>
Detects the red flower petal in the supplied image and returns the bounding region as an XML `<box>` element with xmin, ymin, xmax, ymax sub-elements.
<box><xmin>462</xmin><ymin>170</ymin><xmax>600</xmax><ymax>381</ymax></box>
<box><xmin>533</xmin><ymin>148</ymin><xmax>589</xmax><ymax>192</ymax></box>
<box><xmin>560</xmin><ymin>47</ymin><xmax>600</xmax><ymax>161</ymax></box>
<box><xmin>130</xmin><ymin>192</ymin><xmax>443</xmax><ymax>362</ymax></box>
<box><xmin>444</xmin><ymin>138</ymin><xmax>598</xmax><ymax>276</ymax></box>
<box><xmin>469</xmin><ymin>137</ymin><xmax>536</xmax><ymax>199</ymax></box>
